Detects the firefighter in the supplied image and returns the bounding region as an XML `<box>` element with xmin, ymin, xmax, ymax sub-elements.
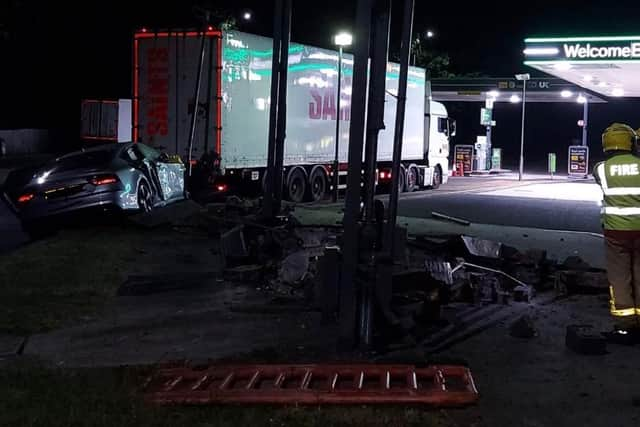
<box><xmin>594</xmin><ymin>123</ymin><xmax>640</xmax><ymax>343</ymax></box>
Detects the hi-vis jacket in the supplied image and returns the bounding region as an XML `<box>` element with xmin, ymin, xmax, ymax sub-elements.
<box><xmin>595</xmin><ymin>153</ymin><xmax>640</xmax><ymax>231</ymax></box>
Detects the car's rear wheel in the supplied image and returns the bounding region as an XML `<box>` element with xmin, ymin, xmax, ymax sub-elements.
<box><xmin>138</xmin><ymin>180</ymin><xmax>153</xmax><ymax>213</ymax></box>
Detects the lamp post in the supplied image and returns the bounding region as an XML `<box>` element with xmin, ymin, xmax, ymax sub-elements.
<box><xmin>515</xmin><ymin>73</ymin><xmax>530</xmax><ymax>181</ymax></box>
<box><xmin>332</xmin><ymin>32</ymin><xmax>352</xmax><ymax>202</ymax></box>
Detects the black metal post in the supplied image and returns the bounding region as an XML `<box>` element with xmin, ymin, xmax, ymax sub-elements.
<box><xmin>273</xmin><ymin>0</ymin><xmax>292</xmax><ymax>212</ymax></box>
<box><xmin>363</xmin><ymin>0</ymin><xmax>391</xmax><ymax>223</ymax></box>
<box><xmin>187</xmin><ymin>24</ymin><xmax>209</xmax><ymax>177</ymax></box>
<box><xmin>582</xmin><ymin>97</ymin><xmax>589</xmax><ymax>147</ymax></box>
<box><xmin>386</xmin><ymin>0</ymin><xmax>414</xmax><ymax>256</ymax></box>
<box><xmin>263</xmin><ymin>0</ymin><xmax>284</xmax><ymax>219</ymax></box>
<box><xmin>339</xmin><ymin>0</ymin><xmax>373</xmax><ymax>348</ymax></box>
<box><xmin>332</xmin><ymin>46</ymin><xmax>343</xmax><ymax>203</ymax></box>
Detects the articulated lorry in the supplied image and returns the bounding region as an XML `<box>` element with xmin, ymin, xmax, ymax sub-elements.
<box><xmin>134</xmin><ymin>29</ymin><xmax>454</xmax><ymax>202</ymax></box>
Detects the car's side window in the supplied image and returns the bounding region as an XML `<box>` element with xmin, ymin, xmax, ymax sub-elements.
<box><xmin>122</xmin><ymin>148</ymin><xmax>139</xmax><ymax>163</ymax></box>
<box><xmin>137</xmin><ymin>144</ymin><xmax>161</xmax><ymax>160</ymax></box>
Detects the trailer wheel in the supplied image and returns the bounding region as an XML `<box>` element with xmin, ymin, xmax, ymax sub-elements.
<box><xmin>286</xmin><ymin>167</ymin><xmax>307</xmax><ymax>203</ymax></box>
<box><xmin>398</xmin><ymin>166</ymin><xmax>407</xmax><ymax>193</ymax></box>
<box><xmin>407</xmin><ymin>166</ymin><xmax>418</xmax><ymax>192</ymax></box>
<box><xmin>307</xmin><ymin>166</ymin><xmax>328</xmax><ymax>202</ymax></box>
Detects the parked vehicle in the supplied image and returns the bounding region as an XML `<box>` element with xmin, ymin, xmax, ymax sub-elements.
<box><xmin>134</xmin><ymin>29</ymin><xmax>454</xmax><ymax>202</ymax></box>
<box><xmin>2</xmin><ymin>143</ymin><xmax>185</xmax><ymax>231</ymax></box>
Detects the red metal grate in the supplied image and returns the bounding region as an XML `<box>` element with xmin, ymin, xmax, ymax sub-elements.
<box><xmin>142</xmin><ymin>364</ymin><xmax>478</xmax><ymax>406</ymax></box>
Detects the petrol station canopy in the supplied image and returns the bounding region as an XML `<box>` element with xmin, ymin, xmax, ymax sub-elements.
<box><xmin>524</xmin><ymin>35</ymin><xmax>640</xmax><ymax>98</ymax></box>
<box><xmin>429</xmin><ymin>78</ymin><xmax>606</xmax><ymax>104</ymax></box>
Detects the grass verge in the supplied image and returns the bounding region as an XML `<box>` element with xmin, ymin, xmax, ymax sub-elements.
<box><xmin>0</xmin><ymin>226</ymin><xmax>148</xmax><ymax>334</ymax></box>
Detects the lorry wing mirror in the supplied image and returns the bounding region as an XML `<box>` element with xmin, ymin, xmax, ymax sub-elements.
<box><xmin>450</xmin><ymin>120</ymin><xmax>457</xmax><ymax>137</ymax></box>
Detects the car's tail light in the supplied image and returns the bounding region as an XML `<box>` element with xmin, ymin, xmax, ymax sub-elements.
<box><xmin>216</xmin><ymin>183</ymin><xmax>228</xmax><ymax>192</ymax></box>
<box><xmin>17</xmin><ymin>193</ymin><xmax>35</xmax><ymax>203</ymax></box>
<box><xmin>91</xmin><ymin>175</ymin><xmax>119</xmax><ymax>186</ymax></box>
<box><xmin>379</xmin><ymin>171</ymin><xmax>391</xmax><ymax>180</ymax></box>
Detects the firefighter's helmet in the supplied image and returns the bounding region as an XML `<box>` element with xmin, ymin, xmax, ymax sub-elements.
<box><xmin>602</xmin><ymin>123</ymin><xmax>636</xmax><ymax>152</ymax></box>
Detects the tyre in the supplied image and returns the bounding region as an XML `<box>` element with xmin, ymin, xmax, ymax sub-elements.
<box><xmin>407</xmin><ymin>166</ymin><xmax>419</xmax><ymax>192</ymax></box>
<box><xmin>431</xmin><ymin>166</ymin><xmax>442</xmax><ymax>190</ymax></box>
<box><xmin>306</xmin><ymin>167</ymin><xmax>328</xmax><ymax>202</ymax></box>
<box><xmin>398</xmin><ymin>167</ymin><xmax>406</xmax><ymax>193</ymax></box>
<box><xmin>286</xmin><ymin>168</ymin><xmax>306</xmax><ymax>203</ymax></box>
<box><xmin>137</xmin><ymin>180</ymin><xmax>154</xmax><ymax>213</ymax></box>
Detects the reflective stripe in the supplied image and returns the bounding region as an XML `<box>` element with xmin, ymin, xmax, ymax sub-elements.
<box><xmin>636</xmin><ymin>308</ymin><xmax>640</xmax><ymax>315</ymax></box>
<box><xmin>610</xmin><ymin>287</ymin><xmax>618</xmax><ymax>314</ymax></box>
<box><xmin>610</xmin><ymin>287</ymin><xmax>636</xmax><ymax>316</ymax></box>
<box><xmin>611</xmin><ymin>307</ymin><xmax>636</xmax><ymax>317</ymax></box>
<box><xmin>602</xmin><ymin>187</ymin><xmax>640</xmax><ymax>196</ymax></box>
<box><xmin>602</xmin><ymin>207</ymin><xmax>640</xmax><ymax>215</ymax></box>
<box><xmin>596</xmin><ymin>163</ymin><xmax>608</xmax><ymax>189</ymax></box>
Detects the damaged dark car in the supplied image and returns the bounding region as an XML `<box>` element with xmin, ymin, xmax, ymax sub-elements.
<box><xmin>2</xmin><ymin>143</ymin><xmax>186</xmax><ymax>234</ymax></box>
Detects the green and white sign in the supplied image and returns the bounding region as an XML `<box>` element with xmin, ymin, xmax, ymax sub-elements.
<box><xmin>524</xmin><ymin>36</ymin><xmax>640</xmax><ymax>62</ymax></box>
<box><xmin>491</xmin><ymin>148</ymin><xmax>502</xmax><ymax>170</ymax></box>
<box><xmin>480</xmin><ymin>108</ymin><xmax>493</xmax><ymax>126</ymax></box>
<box><xmin>548</xmin><ymin>153</ymin><xmax>557</xmax><ymax>174</ymax></box>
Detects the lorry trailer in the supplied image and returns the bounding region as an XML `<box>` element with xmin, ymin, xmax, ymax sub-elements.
<box><xmin>134</xmin><ymin>29</ymin><xmax>454</xmax><ymax>202</ymax></box>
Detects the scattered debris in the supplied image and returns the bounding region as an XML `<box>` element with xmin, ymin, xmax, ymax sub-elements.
<box><xmin>565</xmin><ymin>324</ymin><xmax>607</xmax><ymax>355</ymax></box>
<box><xmin>520</xmin><ymin>249</ymin><xmax>547</xmax><ymax>266</ymax></box>
<box><xmin>225</xmin><ymin>195</ymin><xmax>261</xmax><ymax>215</ymax></box>
<box><xmin>555</xmin><ymin>270</ymin><xmax>607</xmax><ymax>295</ymax></box>
<box><xmin>425</xmin><ymin>258</ymin><xmax>455</xmax><ymax>285</ymax></box>
<box><xmin>431</xmin><ymin>211</ymin><xmax>471</xmax><ymax>226</ymax></box>
<box><xmin>513</xmin><ymin>285</ymin><xmax>534</xmax><ymax>303</ymax></box>
<box><xmin>562</xmin><ymin>256</ymin><xmax>592</xmax><ymax>271</ymax></box>
<box><xmin>461</xmin><ymin>235</ymin><xmax>502</xmax><ymax>259</ymax></box>
<box><xmin>206</xmin><ymin>195</ymin><xmax>585</xmax><ymax>355</ymax></box>
<box><xmin>458</xmin><ymin>261</ymin><xmax>529</xmax><ymax>289</ymax></box>
<box><xmin>510</xmin><ymin>315</ymin><xmax>537</xmax><ymax>338</ymax></box>
<box><xmin>220</xmin><ymin>225</ymin><xmax>249</xmax><ymax>261</ymax></box>
<box><xmin>279</xmin><ymin>251</ymin><xmax>310</xmax><ymax>284</ymax></box>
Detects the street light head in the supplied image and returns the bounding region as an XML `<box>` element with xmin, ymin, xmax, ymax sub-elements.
<box><xmin>426</xmin><ymin>30</ymin><xmax>434</xmax><ymax>38</ymax></box>
<box><xmin>242</xmin><ymin>11</ymin><xmax>252</xmax><ymax>21</ymax></box>
<box><xmin>515</xmin><ymin>73</ymin><xmax>531</xmax><ymax>81</ymax></box>
<box><xmin>577</xmin><ymin>94</ymin><xmax>587</xmax><ymax>104</ymax></box>
<box><xmin>334</xmin><ymin>32</ymin><xmax>353</xmax><ymax>47</ymax></box>
<box><xmin>561</xmin><ymin>90</ymin><xmax>573</xmax><ymax>98</ymax></box>
<box><xmin>510</xmin><ymin>94</ymin><xmax>521</xmax><ymax>103</ymax></box>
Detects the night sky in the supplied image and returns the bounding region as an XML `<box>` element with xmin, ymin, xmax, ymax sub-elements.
<box><xmin>2</xmin><ymin>0</ymin><xmax>639</xmax><ymax>170</ymax></box>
